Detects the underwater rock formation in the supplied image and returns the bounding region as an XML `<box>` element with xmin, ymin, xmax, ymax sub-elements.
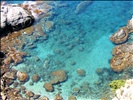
<box><xmin>110</xmin><ymin>42</ymin><xmax>133</xmax><ymax>72</ymax></box>
<box><xmin>50</xmin><ymin>70</ymin><xmax>67</xmax><ymax>84</ymax></box>
<box><xmin>3</xmin><ymin>47</ymin><xmax>27</xmax><ymax>65</ymax></box>
<box><xmin>25</xmin><ymin>90</ymin><xmax>34</xmax><ymax>98</ymax></box>
<box><xmin>76</xmin><ymin>68</ymin><xmax>86</xmax><ymax>77</ymax></box>
<box><xmin>31</xmin><ymin>74</ymin><xmax>40</xmax><ymax>82</ymax></box>
<box><xmin>68</xmin><ymin>95</ymin><xmax>77</xmax><ymax>100</ymax></box>
<box><xmin>95</xmin><ymin>68</ymin><xmax>103</xmax><ymax>75</ymax></box>
<box><xmin>0</xmin><ymin>4</ymin><xmax>34</xmax><ymax>35</ymax></box>
<box><xmin>43</xmin><ymin>82</ymin><xmax>54</xmax><ymax>92</ymax></box>
<box><xmin>33</xmin><ymin>94</ymin><xmax>41</xmax><ymax>99</ymax></box>
<box><xmin>110</xmin><ymin>16</ymin><xmax>133</xmax><ymax>44</ymax></box>
<box><xmin>44</xmin><ymin>21</ymin><xmax>54</xmax><ymax>32</ymax></box>
<box><xmin>75</xmin><ymin>1</ymin><xmax>93</xmax><ymax>14</ymax></box>
<box><xmin>72</xmin><ymin>87</ymin><xmax>80</xmax><ymax>94</ymax></box>
<box><xmin>38</xmin><ymin>96</ymin><xmax>49</xmax><ymax>100</ymax></box>
<box><xmin>54</xmin><ymin>93</ymin><xmax>63</xmax><ymax>100</ymax></box>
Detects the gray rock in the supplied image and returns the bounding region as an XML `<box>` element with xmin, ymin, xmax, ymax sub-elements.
<box><xmin>0</xmin><ymin>4</ymin><xmax>34</xmax><ymax>36</ymax></box>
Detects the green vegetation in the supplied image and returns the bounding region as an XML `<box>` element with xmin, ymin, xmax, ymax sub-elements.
<box><xmin>109</xmin><ymin>79</ymin><xmax>126</xmax><ymax>92</ymax></box>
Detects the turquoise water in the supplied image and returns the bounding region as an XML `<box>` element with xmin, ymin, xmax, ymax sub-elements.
<box><xmin>7</xmin><ymin>1</ymin><xmax>133</xmax><ymax>99</ymax></box>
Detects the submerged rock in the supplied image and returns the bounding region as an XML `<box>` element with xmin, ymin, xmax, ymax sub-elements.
<box><xmin>54</xmin><ymin>93</ymin><xmax>63</xmax><ymax>100</ymax></box>
<box><xmin>95</xmin><ymin>68</ymin><xmax>103</xmax><ymax>75</ymax></box>
<box><xmin>33</xmin><ymin>94</ymin><xmax>41</xmax><ymax>99</ymax></box>
<box><xmin>38</xmin><ymin>96</ymin><xmax>49</xmax><ymax>100</ymax></box>
<box><xmin>25</xmin><ymin>90</ymin><xmax>34</xmax><ymax>98</ymax></box>
<box><xmin>43</xmin><ymin>82</ymin><xmax>54</xmax><ymax>92</ymax></box>
<box><xmin>44</xmin><ymin>21</ymin><xmax>54</xmax><ymax>32</ymax></box>
<box><xmin>31</xmin><ymin>74</ymin><xmax>40</xmax><ymax>82</ymax></box>
<box><xmin>68</xmin><ymin>95</ymin><xmax>77</xmax><ymax>100</ymax></box>
<box><xmin>50</xmin><ymin>70</ymin><xmax>67</xmax><ymax>84</ymax></box>
<box><xmin>75</xmin><ymin>1</ymin><xmax>93</xmax><ymax>14</ymax></box>
<box><xmin>76</xmin><ymin>68</ymin><xmax>86</xmax><ymax>77</ymax></box>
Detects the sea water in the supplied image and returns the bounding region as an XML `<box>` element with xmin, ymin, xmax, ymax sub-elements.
<box><xmin>6</xmin><ymin>1</ymin><xmax>133</xmax><ymax>99</ymax></box>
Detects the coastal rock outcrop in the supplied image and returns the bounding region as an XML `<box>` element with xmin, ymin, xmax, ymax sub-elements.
<box><xmin>110</xmin><ymin>27</ymin><xmax>129</xmax><ymax>44</ymax></box>
<box><xmin>0</xmin><ymin>1</ymin><xmax>52</xmax><ymax>37</ymax></box>
<box><xmin>0</xmin><ymin>4</ymin><xmax>34</xmax><ymax>35</ymax></box>
<box><xmin>110</xmin><ymin>16</ymin><xmax>133</xmax><ymax>44</ymax></box>
<box><xmin>110</xmin><ymin>16</ymin><xmax>133</xmax><ymax>72</ymax></box>
<box><xmin>110</xmin><ymin>43</ymin><xmax>133</xmax><ymax>72</ymax></box>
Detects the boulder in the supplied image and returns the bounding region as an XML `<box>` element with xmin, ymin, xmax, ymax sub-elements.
<box><xmin>0</xmin><ymin>4</ymin><xmax>34</xmax><ymax>36</ymax></box>
<box><xmin>43</xmin><ymin>82</ymin><xmax>54</xmax><ymax>92</ymax></box>
<box><xmin>110</xmin><ymin>43</ymin><xmax>133</xmax><ymax>72</ymax></box>
<box><xmin>76</xmin><ymin>68</ymin><xmax>86</xmax><ymax>77</ymax></box>
<box><xmin>50</xmin><ymin>70</ymin><xmax>67</xmax><ymax>84</ymax></box>
<box><xmin>110</xmin><ymin>27</ymin><xmax>129</xmax><ymax>44</ymax></box>
<box><xmin>32</xmin><ymin>74</ymin><xmax>40</xmax><ymax>82</ymax></box>
<box><xmin>110</xmin><ymin>16</ymin><xmax>133</xmax><ymax>44</ymax></box>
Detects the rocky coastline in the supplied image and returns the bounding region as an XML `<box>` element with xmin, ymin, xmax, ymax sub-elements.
<box><xmin>110</xmin><ymin>16</ymin><xmax>133</xmax><ymax>99</ymax></box>
<box><xmin>0</xmin><ymin>1</ymin><xmax>133</xmax><ymax>100</ymax></box>
<box><xmin>110</xmin><ymin>16</ymin><xmax>133</xmax><ymax>72</ymax></box>
<box><xmin>0</xmin><ymin>1</ymin><xmax>52</xmax><ymax>37</ymax></box>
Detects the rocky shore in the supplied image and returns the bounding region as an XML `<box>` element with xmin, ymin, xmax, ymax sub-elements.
<box><xmin>0</xmin><ymin>1</ymin><xmax>52</xmax><ymax>37</ymax></box>
<box><xmin>110</xmin><ymin>16</ymin><xmax>133</xmax><ymax>100</ymax></box>
<box><xmin>0</xmin><ymin>1</ymin><xmax>54</xmax><ymax>100</ymax></box>
<box><xmin>110</xmin><ymin>16</ymin><xmax>133</xmax><ymax>72</ymax></box>
<box><xmin>0</xmin><ymin>1</ymin><xmax>132</xmax><ymax>100</ymax></box>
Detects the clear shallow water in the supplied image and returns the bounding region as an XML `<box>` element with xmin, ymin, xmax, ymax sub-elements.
<box><xmin>7</xmin><ymin>1</ymin><xmax>133</xmax><ymax>99</ymax></box>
